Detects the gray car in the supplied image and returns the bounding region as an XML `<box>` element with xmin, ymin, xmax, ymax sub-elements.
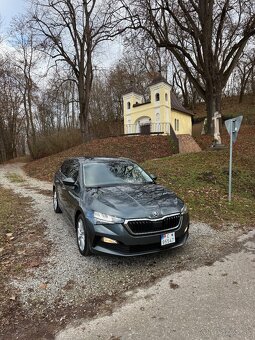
<box><xmin>53</xmin><ymin>157</ymin><xmax>189</xmax><ymax>256</ymax></box>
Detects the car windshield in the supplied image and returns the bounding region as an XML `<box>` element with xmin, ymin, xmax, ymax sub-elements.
<box><xmin>83</xmin><ymin>161</ymin><xmax>153</xmax><ymax>187</ymax></box>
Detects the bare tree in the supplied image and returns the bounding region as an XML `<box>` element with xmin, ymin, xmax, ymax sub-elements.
<box><xmin>37</xmin><ymin>69</ymin><xmax>80</xmax><ymax>132</ymax></box>
<box><xmin>122</xmin><ymin>0</ymin><xmax>255</xmax><ymax>133</ymax></box>
<box><xmin>236</xmin><ymin>47</ymin><xmax>255</xmax><ymax>102</ymax></box>
<box><xmin>0</xmin><ymin>58</ymin><xmax>24</xmax><ymax>161</ymax></box>
<box><xmin>124</xmin><ymin>33</ymin><xmax>171</xmax><ymax>80</ymax></box>
<box><xmin>10</xmin><ymin>16</ymin><xmax>42</xmax><ymax>158</ymax></box>
<box><xmin>170</xmin><ymin>54</ymin><xmax>200</xmax><ymax>110</ymax></box>
<box><xmin>89</xmin><ymin>54</ymin><xmax>157</xmax><ymax>126</ymax></box>
<box><xmin>31</xmin><ymin>0</ymin><xmax>122</xmax><ymax>141</ymax></box>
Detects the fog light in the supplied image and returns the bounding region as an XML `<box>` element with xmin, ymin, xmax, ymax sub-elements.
<box><xmin>101</xmin><ymin>237</ymin><xmax>118</xmax><ymax>244</ymax></box>
<box><xmin>184</xmin><ymin>225</ymin><xmax>189</xmax><ymax>233</ymax></box>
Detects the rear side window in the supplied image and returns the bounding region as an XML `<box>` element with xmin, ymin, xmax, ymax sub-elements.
<box><xmin>61</xmin><ymin>161</ymin><xmax>70</xmax><ymax>177</ymax></box>
<box><xmin>61</xmin><ymin>160</ymin><xmax>79</xmax><ymax>181</ymax></box>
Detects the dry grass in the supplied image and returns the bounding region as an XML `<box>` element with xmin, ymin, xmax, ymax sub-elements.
<box><xmin>0</xmin><ymin>187</ymin><xmax>50</xmax><ymax>337</ymax></box>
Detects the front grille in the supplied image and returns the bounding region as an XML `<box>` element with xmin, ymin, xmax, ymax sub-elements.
<box><xmin>125</xmin><ymin>214</ymin><xmax>181</xmax><ymax>235</ymax></box>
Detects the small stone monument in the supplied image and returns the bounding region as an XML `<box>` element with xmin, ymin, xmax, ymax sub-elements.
<box><xmin>211</xmin><ymin>111</ymin><xmax>224</xmax><ymax>148</ymax></box>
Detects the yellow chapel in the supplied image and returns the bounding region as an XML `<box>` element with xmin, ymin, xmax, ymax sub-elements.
<box><xmin>122</xmin><ymin>75</ymin><xmax>194</xmax><ymax>135</ymax></box>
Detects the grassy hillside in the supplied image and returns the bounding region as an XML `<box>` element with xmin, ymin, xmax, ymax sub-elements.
<box><xmin>144</xmin><ymin>125</ymin><xmax>255</xmax><ymax>227</ymax></box>
<box><xmin>24</xmin><ymin>135</ymin><xmax>174</xmax><ymax>182</ymax></box>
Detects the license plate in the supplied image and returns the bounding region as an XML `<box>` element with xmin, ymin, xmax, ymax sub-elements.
<box><xmin>161</xmin><ymin>232</ymin><xmax>175</xmax><ymax>246</ymax></box>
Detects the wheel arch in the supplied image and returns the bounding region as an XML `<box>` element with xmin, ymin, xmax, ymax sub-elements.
<box><xmin>75</xmin><ymin>209</ymin><xmax>84</xmax><ymax>228</ymax></box>
<box><xmin>74</xmin><ymin>209</ymin><xmax>93</xmax><ymax>256</ymax></box>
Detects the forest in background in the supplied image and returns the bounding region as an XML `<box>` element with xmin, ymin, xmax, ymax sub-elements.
<box><xmin>0</xmin><ymin>0</ymin><xmax>254</xmax><ymax>162</ymax></box>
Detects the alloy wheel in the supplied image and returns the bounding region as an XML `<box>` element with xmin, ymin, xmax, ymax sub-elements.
<box><xmin>77</xmin><ymin>218</ymin><xmax>85</xmax><ymax>252</ymax></box>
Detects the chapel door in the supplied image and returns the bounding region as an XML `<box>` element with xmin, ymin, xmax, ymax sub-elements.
<box><xmin>140</xmin><ymin>124</ymin><xmax>151</xmax><ymax>135</ymax></box>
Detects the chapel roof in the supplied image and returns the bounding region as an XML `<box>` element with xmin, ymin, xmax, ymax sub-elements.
<box><xmin>171</xmin><ymin>92</ymin><xmax>194</xmax><ymax>116</ymax></box>
<box><xmin>149</xmin><ymin>74</ymin><xmax>170</xmax><ymax>86</ymax></box>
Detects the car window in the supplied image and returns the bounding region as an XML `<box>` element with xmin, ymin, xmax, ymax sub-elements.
<box><xmin>61</xmin><ymin>161</ymin><xmax>70</xmax><ymax>177</ymax></box>
<box><xmin>68</xmin><ymin>162</ymin><xmax>79</xmax><ymax>181</ymax></box>
<box><xmin>61</xmin><ymin>160</ymin><xmax>79</xmax><ymax>181</ymax></box>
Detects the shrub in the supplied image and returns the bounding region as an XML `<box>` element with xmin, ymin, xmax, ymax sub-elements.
<box><xmin>30</xmin><ymin>128</ymin><xmax>82</xmax><ymax>159</ymax></box>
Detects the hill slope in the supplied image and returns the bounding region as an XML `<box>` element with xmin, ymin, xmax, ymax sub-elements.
<box><xmin>24</xmin><ymin>135</ymin><xmax>174</xmax><ymax>182</ymax></box>
<box><xmin>194</xmin><ymin>94</ymin><xmax>255</xmax><ymax>123</ymax></box>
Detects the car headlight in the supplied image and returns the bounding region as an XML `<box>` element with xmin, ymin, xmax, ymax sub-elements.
<box><xmin>93</xmin><ymin>211</ymin><xmax>124</xmax><ymax>224</ymax></box>
<box><xmin>181</xmin><ymin>204</ymin><xmax>188</xmax><ymax>214</ymax></box>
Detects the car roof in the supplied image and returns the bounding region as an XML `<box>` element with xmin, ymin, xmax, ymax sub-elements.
<box><xmin>65</xmin><ymin>157</ymin><xmax>134</xmax><ymax>164</ymax></box>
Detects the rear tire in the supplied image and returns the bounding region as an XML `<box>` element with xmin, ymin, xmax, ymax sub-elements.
<box><xmin>76</xmin><ymin>214</ymin><xmax>91</xmax><ymax>256</ymax></box>
<box><xmin>53</xmin><ymin>188</ymin><xmax>62</xmax><ymax>213</ymax></box>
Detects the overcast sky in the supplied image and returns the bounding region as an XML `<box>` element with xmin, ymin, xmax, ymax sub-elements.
<box><xmin>0</xmin><ymin>0</ymin><xmax>122</xmax><ymax>67</ymax></box>
<box><xmin>0</xmin><ymin>0</ymin><xmax>26</xmax><ymax>31</ymax></box>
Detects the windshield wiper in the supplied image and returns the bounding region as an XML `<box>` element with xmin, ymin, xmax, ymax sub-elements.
<box><xmin>86</xmin><ymin>181</ymin><xmax>154</xmax><ymax>189</ymax></box>
<box><xmin>86</xmin><ymin>183</ymin><xmax>122</xmax><ymax>189</ymax></box>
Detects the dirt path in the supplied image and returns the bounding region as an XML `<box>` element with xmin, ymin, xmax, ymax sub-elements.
<box><xmin>0</xmin><ymin>163</ymin><xmax>254</xmax><ymax>339</ymax></box>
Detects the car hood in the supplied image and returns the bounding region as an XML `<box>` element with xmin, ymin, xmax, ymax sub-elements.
<box><xmin>84</xmin><ymin>184</ymin><xmax>183</xmax><ymax>219</ymax></box>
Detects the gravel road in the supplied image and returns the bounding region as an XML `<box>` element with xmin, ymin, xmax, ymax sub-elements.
<box><xmin>0</xmin><ymin>163</ymin><xmax>253</xmax><ymax>338</ymax></box>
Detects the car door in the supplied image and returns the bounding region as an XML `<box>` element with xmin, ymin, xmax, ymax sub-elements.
<box><xmin>56</xmin><ymin>160</ymin><xmax>70</xmax><ymax>213</ymax></box>
<box><xmin>61</xmin><ymin>159</ymin><xmax>80</xmax><ymax>221</ymax></box>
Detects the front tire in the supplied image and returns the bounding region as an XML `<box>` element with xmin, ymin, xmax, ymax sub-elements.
<box><xmin>53</xmin><ymin>188</ymin><xmax>62</xmax><ymax>213</ymax></box>
<box><xmin>76</xmin><ymin>214</ymin><xmax>91</xmax><ymax>256</ymax></box>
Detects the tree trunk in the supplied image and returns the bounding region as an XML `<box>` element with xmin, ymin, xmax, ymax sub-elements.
<box><xmin>79</xmin><ymin>110</ymin><xmax>86</xmax><ymax>143</ymax></box>
<box><xmin>78</xmin><ymin>44</ymin><xmax>93</xmax><ymax>143</ymax></box>
<box><xmin>205</xmin><ymin>93</ymin><xmax>216</xmax><ymax>135</ymax></box>
<box><xmin>23</xmin><ymin>90</ymin><xmax>35</xmax><ymax>159</ymax></box>
<box><xmin>78</xmin><ymin>83</ymin><xmax>89</xmax><ymax>143</ymax></box>
<box><xmin>239</xmin><ymin>71</ymin><xmax>251</xmax><ymax>104</ymax></box>
<box><xmin>239</xmin><ymin>87</ymin><xmax>245</xmax><ymax>104</ymax></box>
<box><xmin>0</xmin><ymin>132</ymin><xmax>6</xmax><ymax>163</ymax></box>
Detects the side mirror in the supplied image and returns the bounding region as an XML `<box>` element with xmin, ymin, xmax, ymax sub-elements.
<box><xmin>63</xmin><ymin>177</ymin><xmax>76</xmax><ymax>187</ymax></box>
<box><xmin>150</xmin><ymin>174</ymin><xmax>157</xmax><ymax>181</ymax></box>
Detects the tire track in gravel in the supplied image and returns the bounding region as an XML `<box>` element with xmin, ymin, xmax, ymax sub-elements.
<box><xmin>0</xmin><ymin>163</ymin><xmax>253</xmax><ymax>338</ymax></box>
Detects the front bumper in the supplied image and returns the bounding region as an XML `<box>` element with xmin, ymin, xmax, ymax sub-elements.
<box><xmin>87</xmin><ymin>213</ymin><xmax>189</xmax><ymax>256</ymax></box>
